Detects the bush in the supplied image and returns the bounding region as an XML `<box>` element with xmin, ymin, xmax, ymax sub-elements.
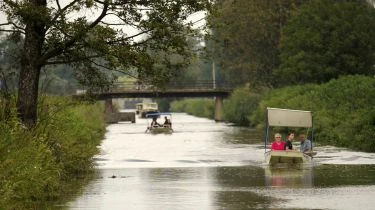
<box><xmin>249</xmin><ymin>84</ymin><xmax>317</xmax><ymax>129</ymax></box>
<box><xmin>312</xmin><ymin>75</ymin><xmax>375</xmax><ymax>151</ymax></box>
<box><xmin>170</xmin><ymin>99</ymin><xmax>214</xmax><ymax>119</ymax></box>
<box><xmin>223</xmin><ymin>86</ymin><xmax>261</xmax><ymax>126</ymax></box>
<box><xmin>0</xmin><ymin>96</ymin><xmax>106</xmax><ymax>208</ymax></box>
<box><xmin>251</xmin><ymin>75</ymin><xmax>375</xmax><ymax>152</ymax></box>
<box><xmin>37</xmin><ymin>98</ymin><xmax>105</xmax><ymax>174</ymax></box>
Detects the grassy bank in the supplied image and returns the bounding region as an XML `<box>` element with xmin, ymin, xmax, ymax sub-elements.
<box><xmin>0</xmin><ymin>96</ymin><xmax>106</xmax><ymax>209</ymax></box>
<box><xmin>170</xmin><ymin>75</ymin><xmax>375</xmax><ymax>152</ymax></box>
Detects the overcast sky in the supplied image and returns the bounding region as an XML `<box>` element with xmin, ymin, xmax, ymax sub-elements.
<box><xmin>0</xmin><ymin>3</ymin><xmax>206</xmax><ymax>40</ymax></box>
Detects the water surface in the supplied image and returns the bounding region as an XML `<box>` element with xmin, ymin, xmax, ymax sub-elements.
<box><xmin>60</xmin><ymin>113</ymin><xmax>375</xmax><ymax>210</ymax></box>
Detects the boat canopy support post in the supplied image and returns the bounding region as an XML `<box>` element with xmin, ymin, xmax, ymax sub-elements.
<box><xmin>264</xmin><ymin>121</ymin><xmax>270</xmax><ymax>153</ymax></box>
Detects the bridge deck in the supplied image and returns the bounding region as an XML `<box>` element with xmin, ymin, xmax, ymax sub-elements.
<box><xmin>74</xmin><ymin>88</ymin><xmax>230</xmax><ymax>99</ymax></box>
<box><xmin>73</xmin><ymin>80</ymin><xmax>232</xmax><ymax>99</ymax></box>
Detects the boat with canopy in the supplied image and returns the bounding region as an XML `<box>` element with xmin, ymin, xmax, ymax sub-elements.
<box><xmin>264</xmin><ymin>107</ymin><xmax>316</xmax><ymax>165</ymax></box>
<box><xmin>145</xmin><ymin>112</ymin><xmax>173</xmax><ymax>134</ymax></box>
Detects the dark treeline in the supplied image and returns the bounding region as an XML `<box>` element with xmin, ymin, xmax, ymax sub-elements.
<box><xmin>206</xmin><ymin>0</ymin><xmax>375</xmax><ymax>88</ymax></box>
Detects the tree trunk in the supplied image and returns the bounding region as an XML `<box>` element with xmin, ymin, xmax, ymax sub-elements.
<box><xmin>16</xmin><ymin>0</ymin><xmax>46</xmax><ymax>126</ymax></box>
<box><xmin>17</xmin><ymin>59</ymin><xmax>41</xmax><ymax>126</ymax></box>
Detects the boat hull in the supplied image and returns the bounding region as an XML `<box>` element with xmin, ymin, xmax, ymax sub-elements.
<box><xmin>265</xmin><ymin>150</ymin><xmax>312</xmax><ymax>165</ymax></box>
<box><xmin>148</xmin><ymin>126</ymin><xmax>173</xmax><ymax>134</ymax></box>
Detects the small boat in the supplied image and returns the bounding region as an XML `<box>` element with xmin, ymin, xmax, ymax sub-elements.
<box><xmin>264</xmin><ymin>107</ymin><xmax>316</xmax><ymax>165</ymax></box>
<box><xmin>145</xmin><ymin>112</ymin><xmax>173</xmax><ymax>134</ymax></box>
<box><xmin>266</xmin><ymin>150</ymin><xmax>312</xmax><ymax>165</ymax></box>
<box><xmin>148</xmin><ymin>126</ymin><xmax>173</xmax><ymax>134</ymax></box>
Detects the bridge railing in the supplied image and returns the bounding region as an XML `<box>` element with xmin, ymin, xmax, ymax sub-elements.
<box><xmin>110</xmin><ymin>80</ymin><xmax>233</xmax><ymax>91</ymax></box>
<box><xmin>74</xmin><ymin>80</ymin><xmax>233</xmax><ymax>95</ymax></box>
<box><xmin>166</xmin><ymin>80</ymin><xmax>233</xmax><ymax>90</ymax></box>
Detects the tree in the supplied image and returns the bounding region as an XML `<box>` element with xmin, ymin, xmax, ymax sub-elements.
<box><xmin>276</xmin><ymin>0</ymin><xmax>375</xmax><ymax>85</ymax></box>
<box><xmin>207</xmin><ymin>0</ymin><xmax>305</xmax><ymax>88</ymax></box>
<box><xmin>0</xmin><ymin>0</ymin><xmax>212</xmax><ymax>126</ymax></box>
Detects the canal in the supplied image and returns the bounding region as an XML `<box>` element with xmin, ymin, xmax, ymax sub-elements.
<box><xmin>59</xmin><ymin>113</ymin><xmax>375</xmax><ymax>210</ymax></box>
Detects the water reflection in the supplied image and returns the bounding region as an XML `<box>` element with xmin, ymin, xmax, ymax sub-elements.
<box><xmin>210</xmin><ymin>166</ymin><xmax>277</xmax><ymax>210</ymax></box>
<box><xmin>314</xmin><ymin>164</ymin><xmax>375</xmax><ymax>186</ymax></box>
<box><xmin>257</xmin><ymin>165</ymin><xmax>375</xmax><ymax>210</ymax></box>
<box><xmin>264</xmin><ymin>166</ymin><xmax>314</xmax><ymax>188</ymax></box>
<box><xmin>63</xmin><ymin>165</ymin><xmax>375</xmax><ymax>210</ymax></box>
<box><xmin>221</xmin><ymin>127</ymin><xmax>262</xmax><ymax>145</ymax></box>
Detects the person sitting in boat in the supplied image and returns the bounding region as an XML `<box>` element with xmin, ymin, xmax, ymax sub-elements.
<box><xmin>163</xmin><ymin>116</ymin><xmax>172</xmax><ymax>128</ymax></box>
<box><xmin>283</xmin><ymin>131</ymin><xmax>295</xmax><ymax>150</ymax></box>
<box><xmin>299</xmin><ymin>133</ymin><xmax>312</xmax><ymax>153</ymax></box>
<box><xmin>271</xmin><ymin>133</ymin><xmax>285</xmax><ymax>150</ymax></box>
<box><xmin>150</xmin><ymin>117</ymin><xmax>160</xmax><ymax>127</ymax></box>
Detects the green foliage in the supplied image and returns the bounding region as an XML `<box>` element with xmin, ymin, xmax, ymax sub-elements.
<box><xmin>311</xmin><ymin>75</ymin><xmax>375</xmax><ymax>151</ymax></box>
<box><xmin>276</xmin><ymin>0</ymin><xmax>375</xmax><ymax>85</ymax></box>
<box><xmin>207</xmin><ymin>0</ymin><xmax>304</xmax><ymax>87</ymax></box>
<box><xmin>39</xmin><ymin>65</ymin><xmax>80</xmax><ymax>95</ymax></box>
<box><xmin>170</xmin><ymin>99</ymin><xmax>215</xmax><ymax>119</ymax></box>
<box><xmin>250</xmin><ymin>84</ymin><xmax>317</xmax><ymax>128</ymax></box>
<box><xmin>251</xmin><ymin>75</ymin><xmax>375</xmax><ymax>152</ymax></box>
<box><xmin>0</xmin><ymin>96</ymin><xmax>106</xmax><ymax>208</ymax></box>
<box><xmin>223</xmin><ymin>86</ymin><xmax>261</xmax><ymax>126</ymax></box>
<box><xmin>156</xmin><ymin>98</ymin><xmax>171</xmax><ymax>112</ymax></box>
<box><xmin>37</xmin><ymin>97</ymin><xmax>105</xmax><ymax>174</ymax></box>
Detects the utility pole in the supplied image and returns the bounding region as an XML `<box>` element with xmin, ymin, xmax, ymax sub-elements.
<box><xmin>212</xmin><ymin>61</ymin><xmax>216</xmax><ymax>89</ymax></box>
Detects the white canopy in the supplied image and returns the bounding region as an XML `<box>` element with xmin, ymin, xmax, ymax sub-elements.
<box><xmin>267</xmin><ymin>107</ymin><xmax>313</xmax><ymax>128</ymax></box>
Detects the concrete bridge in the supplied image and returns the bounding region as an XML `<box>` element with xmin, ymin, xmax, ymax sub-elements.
<box><xmin>74</xmin><ymin>80</ymin><xmax>233</xmax><ymax>122</ymax></box>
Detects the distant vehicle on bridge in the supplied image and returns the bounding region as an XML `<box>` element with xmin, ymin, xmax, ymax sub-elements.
<box><xmin>136</xmin><ymin>102</ymin><xmax>159</xmax><ymax>118</ymax></box>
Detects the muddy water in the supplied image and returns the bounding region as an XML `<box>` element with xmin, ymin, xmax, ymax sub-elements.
<box><xmin>60</xmin><ymin>113</ymin><xmax>375</xmax><ymax>210</ymax></box>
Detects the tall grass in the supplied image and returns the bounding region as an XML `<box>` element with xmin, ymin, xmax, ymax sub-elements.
<box><xmin>0</xmin><ymin>96</ymin><xmax>106</xmax><ymax>209</ymax></box>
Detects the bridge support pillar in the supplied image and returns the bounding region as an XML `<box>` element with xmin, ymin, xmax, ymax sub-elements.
<box><xmin>104</xmin><ymin>98</ymin><xmax>114</xmax><ymax>113</ymax></box>
<box><xmin>104</xmin><ymin>98</ymin><xmax>119</xmax><ymax>123</ymax></box>
<box><xmin>214</xmin><ymin>97</ymin><xmax>224</xmax><ymax>122</ymax></box>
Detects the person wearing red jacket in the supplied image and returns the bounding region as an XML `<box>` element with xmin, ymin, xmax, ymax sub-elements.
<box><xmin>271</xmin><ymin>133</ymin><xmax>285</xmax><ymax>150</ymax></box>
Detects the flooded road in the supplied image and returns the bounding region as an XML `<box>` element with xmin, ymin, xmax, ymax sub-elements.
<box><xmin>61</xmin><ymin>113</ymin><xmax>375</xmax><ymax>210</ymax></box>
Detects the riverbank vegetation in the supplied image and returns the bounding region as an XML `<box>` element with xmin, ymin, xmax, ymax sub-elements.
<box><xmin>171</xmin><ymin>75</ymin><xmax>375</xmax><ymax>152</ymax></box>
<box><xmin>250</xmin><ymin>75</ymin><xmax>375</xmax><ymax>152</ymax></box>
<box><xmin>0</xmin><ymin>97</ymin><xmax>106</xmax><ymax>209</ymax></box>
